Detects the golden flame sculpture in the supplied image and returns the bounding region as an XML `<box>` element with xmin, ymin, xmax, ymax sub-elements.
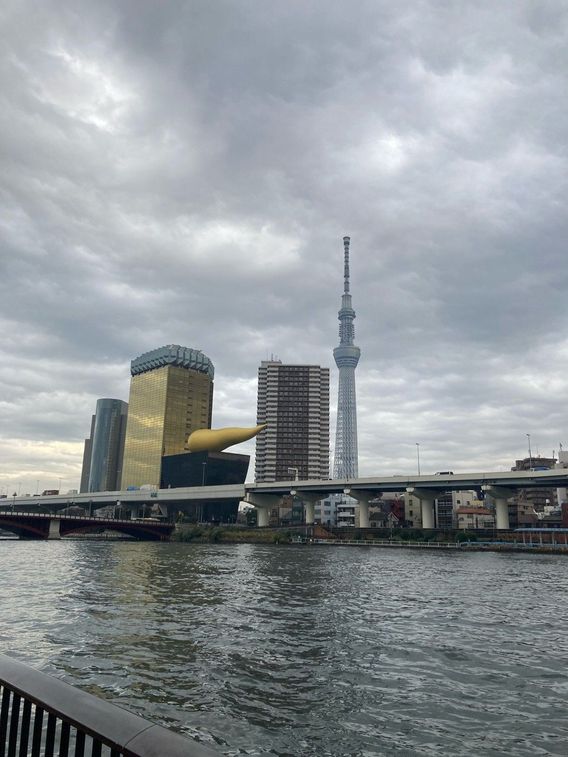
<box><xmin>187</xmin><ymin>424</ymin><xmax>267</xmax><ymax>453</ymax></box>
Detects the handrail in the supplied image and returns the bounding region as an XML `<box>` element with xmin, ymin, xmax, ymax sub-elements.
<box><xmin>0</xmin><ymin>655</ymin><xmax>217</xmax><ymax>756</ymax></box>
<box><xmin>310</xmin><ymin>538</ymin><xmax>568</xmax><ymax>551</ymax></box>
<box><xmin>310</xmin><ymin>539</ymin><xmax>462</xmax><ymax>548</ymax></box>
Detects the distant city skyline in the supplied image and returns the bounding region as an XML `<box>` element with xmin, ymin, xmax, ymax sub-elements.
<box><xmin>1</xmin><ymin>2</ymin><xmax>567</xmax><ymax>494</ymax></box>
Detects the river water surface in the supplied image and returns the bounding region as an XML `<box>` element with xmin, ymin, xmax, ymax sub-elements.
<box><xmin>0</xmin><ymin>541</ymin><xmax>567</xmax><ymax>755</ymax></box>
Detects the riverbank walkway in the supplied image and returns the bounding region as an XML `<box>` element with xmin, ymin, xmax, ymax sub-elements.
<box><xmin>309</xmin><ymin>538</ymin><xmax>568</xmax><ymax>553</ymax></box>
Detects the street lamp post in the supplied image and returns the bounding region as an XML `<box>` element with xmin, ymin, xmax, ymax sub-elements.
<box><xmin>526</xmin><ymin>434</ymin><xmax>532</xmax><ymax>470</ymax></box>
<box><xmin>416</xmin><ymin>443</ymin><xmax>421</xmax><ymax>476</ymax></box>
<box><xmin>288</xmin><ymin>467</ymin><xmax>299</xmax><ymax>481</ymax></box>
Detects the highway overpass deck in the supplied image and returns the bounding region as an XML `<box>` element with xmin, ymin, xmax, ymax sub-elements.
<box><xmin>2</xmin><ymin>468</ymin><xmax>567</xmax><ymax>511</ymax></box>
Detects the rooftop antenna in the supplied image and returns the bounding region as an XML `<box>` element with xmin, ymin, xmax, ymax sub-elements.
<box><xmin>343</xmin><ymin>235</ymin><xmax>350</xmax><ymax>294</ymax></box>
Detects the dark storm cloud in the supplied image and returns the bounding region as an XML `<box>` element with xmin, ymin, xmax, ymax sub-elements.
<box><xmin>1</xmin><ymin>0</ymin><xmax>567</xmax><ymax>491</ymax></box>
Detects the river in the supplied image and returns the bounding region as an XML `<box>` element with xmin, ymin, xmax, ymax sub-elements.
<box><xmin>0</xmin><ymin>540</ymin><xmax>567</xmax><ymax>755</ymax></box>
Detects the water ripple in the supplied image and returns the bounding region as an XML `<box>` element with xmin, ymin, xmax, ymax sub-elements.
<box><xmin>1</xmin><ymin>542</ymin><xmax>568</xmax><ymax>754</ymax></box>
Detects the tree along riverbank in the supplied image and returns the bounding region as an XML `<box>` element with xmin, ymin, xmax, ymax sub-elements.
<box><xmin>171</xmin><ymin>525</ymin><xmax>568</xmax><ymax>553</ymax></box>
<box><xmin>172</xmin><ymin>524</ymin><xmax>471</xmax><ymax>544</ymax></box>
<box><xmin>173</xmin><ymin>524</ymin><xmax>299</xmax><ymax>543</ymax></box>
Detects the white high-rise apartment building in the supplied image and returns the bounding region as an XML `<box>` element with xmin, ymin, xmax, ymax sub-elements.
<box><xmin>556</xmin><ymin>448</ymin><xmax>568</xmax><ymax>506</ymax></box>
<box><xmin>255</xmin><ymin>360</ymin><xmax>330</xmax><ymax>482</ymax></box>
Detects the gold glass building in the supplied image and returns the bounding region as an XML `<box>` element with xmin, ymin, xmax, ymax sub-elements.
<box><xmin>120</xmin><ymin>345</ymin><xmax>214</xmax><ymax>489</ymax></box>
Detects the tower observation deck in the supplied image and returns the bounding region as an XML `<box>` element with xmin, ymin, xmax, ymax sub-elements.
<box><xmin>333</xmin><ymin>236</ymin><xmax>360</xmax><ymax>479</ymax></box>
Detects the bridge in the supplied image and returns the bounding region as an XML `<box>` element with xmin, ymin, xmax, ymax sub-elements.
<box><xmin>0</xmin><ymin>511</ymin><xmax>175</xmax><ymax>540</ymax></box>
<box><xmin>2</xmin><ymin>469</ymin><xmax>567</xmax><ymax>533</ymax></box>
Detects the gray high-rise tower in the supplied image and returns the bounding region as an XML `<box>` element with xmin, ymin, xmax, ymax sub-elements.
<box><xmin>88</xmin><ymin>399</ymin><xmax>128</xmax><ymax>493</ymax></box>
<box><xmin>333</xmin><ymin>236</ymin><xmax>360</xmax><ymax>478</ymax></box>
<box><xmin>255</xmin><ymin>360</ymin><xmax>329</xmax><ymax>482</ymax></box>
<box><xmin>80</xmin><ymin>399</ymin><xmax>129</xmax><ymax>493</ymax></box>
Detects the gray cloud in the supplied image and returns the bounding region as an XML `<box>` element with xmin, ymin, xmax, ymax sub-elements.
<box><xmin>1</xmin><ymin>0</ymin><xmax>567</xmax><ymax>493</ymax></box>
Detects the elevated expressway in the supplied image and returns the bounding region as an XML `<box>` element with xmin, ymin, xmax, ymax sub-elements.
<box><xmin>3</xmin><ymin>469</ymin><xmax>567</xmax><ymax>531</ymax></box>
<box><xmin>247</xmin><ymin>469</ymin><xmax>568</xmax><ymax>529</ymax></box>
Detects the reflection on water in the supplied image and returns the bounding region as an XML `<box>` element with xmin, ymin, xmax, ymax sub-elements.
<box><xmin>1</xmin><ymin>541</ymin><xmax>568</xmax><ymax>755</ymax></box>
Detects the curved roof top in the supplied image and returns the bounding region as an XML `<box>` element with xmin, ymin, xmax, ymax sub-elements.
<box><xmin>131</xmin><ymin>344</ymin><xmax>214</xmax><ymax>379</ymax></box>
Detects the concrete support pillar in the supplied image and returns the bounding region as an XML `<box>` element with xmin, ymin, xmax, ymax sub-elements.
<box><xmin>245</xmin><ymin>492</ymin><xmax>282</xmax><ymax>528</ymax></box>
<box><xmin>256</xmin><ymin>507</ymin><xmax>270</xmax><ymax>528</ymax></box>
<box><xmin>482</xmin><ymin>486</ymin><xmax>515</xmax><ymax>530</ymax></box>
<box><xmin>495</xmin><ymin>499</ymin><xmax>509</xmax><ymax>530</ymax></box>
<box><xmin>406</xmin><ymin>488</ymin><xmax>443</xmax><ymax>530</ymax></box>
<box><xmin>290</xmin><ymin>491</ymin><xmax>322</xmax><ymax>525</ymax></box>
<box><xmin>129</xmin><ymin>504</ymin><xmax>141</xmax><ymax>519</ymax></box>
<box><xmin>421</xmin><ymin>499</ymin><xmax>435</xmax><ymax>529</ymax></box>
<box><xmin>48</xmin><ymin>518</ymin><xmax>61</xmax><ymax>539</ymax></box>
<box><xmin>343</xmin><ymin>489</ymin><xmax>375</xmax><ymax>528</ymax></box>
<box><xmin>305</xmin><ymin>501</ymin><xmax>315</xmax><ymax>525</ymax></box>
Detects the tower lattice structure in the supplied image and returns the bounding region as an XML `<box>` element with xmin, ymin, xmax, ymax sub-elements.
<box><xmin>333</xmin><ymin>236</ymin><xmax>360</xmax><ymax>479</ymax></box>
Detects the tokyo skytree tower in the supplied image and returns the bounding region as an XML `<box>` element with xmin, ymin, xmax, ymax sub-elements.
<box><xmin>333</xmin><ymin>236</ymin><xmax>361</xmax><ymax>479</ymax></box>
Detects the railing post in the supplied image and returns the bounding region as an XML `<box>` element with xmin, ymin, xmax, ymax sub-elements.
<box><xmin>8</xmin><ymin>691</ymin><xmax>20</xmax><ymax>755</ymax></box>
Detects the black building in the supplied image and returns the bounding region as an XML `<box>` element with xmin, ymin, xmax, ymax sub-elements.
<box><xmin>161</xmin><ymin>450</ymin><xmax>249</xmax><ymax>523</ymax></box>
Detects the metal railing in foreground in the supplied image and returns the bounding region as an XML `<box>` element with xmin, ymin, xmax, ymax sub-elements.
<box><xmin>0</xmin><ymin>655</ymin><xmax>217</xmax><ymax>757</ymax></box>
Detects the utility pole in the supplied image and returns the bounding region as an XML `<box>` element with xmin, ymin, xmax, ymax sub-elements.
<box><xmin>526</xmin><ymin>434</ymin><xmax>532</xmax><ymax>470</ymax></box>
<box><xmin>416</xmin><ymin>443</ymin><xmax>421</xmax><ymax>476</ymax></box>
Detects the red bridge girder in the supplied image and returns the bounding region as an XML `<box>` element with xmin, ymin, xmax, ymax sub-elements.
<box><xmin>0</xmin><ymin>513</ymin><xmax>175</xmax><ymax>541</ymax></box>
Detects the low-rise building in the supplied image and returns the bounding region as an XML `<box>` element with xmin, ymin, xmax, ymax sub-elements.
<box><xmin>268</xmin><ymin>494</ymin><xmax>305</xmax><ymax>526</ymax></box>
<box><xmin>405</xmin><ymin>491</ymin><xmax>482</xmax><ymax>529</ymax></box>
<box><xmin>508</xmin><ymin>500</ymin><xmax>538</xmax><ymax>528</ymax></box>
<box><xmin>511</xmin><ymin>456</ymin><xmax>557</xmax><ymax>513</ymax></box>
<box><xmin>456</xmin><ymin>507</ymin><xmax>495</xmax><ymax>530</ymax></box>
<box><xmin>404</xmin><ymin>492</ymin><xmax>422</xmax><ymax>528</ymax></box>
<box><xmin>556</xmin><ymin>449</ymin><xmax>568</xmax><ymax>507</ymax></box>
<box><xmin>314</xmin><ymin>495</ymin><xmax>339</xmax><ymax>526</ymax></box>
<box><xmin>337</xmin><ymin>497</ymin><xmax>358</xmax><ymax>528</ymax></box>
<box><xmin>369</xmin><ymin>495</ymin><xmax>404</xmax><ymax>527</ymax></box>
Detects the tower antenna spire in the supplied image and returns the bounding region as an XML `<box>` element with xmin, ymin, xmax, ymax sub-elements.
<box><xmin>343</xmin><ymin>236</ymin><xmax>351</xmax><ymax>294</ymax></box>
<box><xmin>333</xmin><ymin>235</ymin><xmax>360</xmax><ymax>479</ymax></box>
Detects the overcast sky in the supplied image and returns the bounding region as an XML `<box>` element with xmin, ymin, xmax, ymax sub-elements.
<box><xmin>1</xmin><ymin>0</ymin><xmax>567</xmax><ymax>494</ymax></box>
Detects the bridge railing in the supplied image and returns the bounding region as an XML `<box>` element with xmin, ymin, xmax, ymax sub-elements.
<box><xmin>0</xmin><ymin>655</ymin><xmax>216</xmax><ymax>756</ymax></box>
<box><xmin>0</xmin><ymin>512</ymin><xmax>173</xmax><ymax>523</ymax></box>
